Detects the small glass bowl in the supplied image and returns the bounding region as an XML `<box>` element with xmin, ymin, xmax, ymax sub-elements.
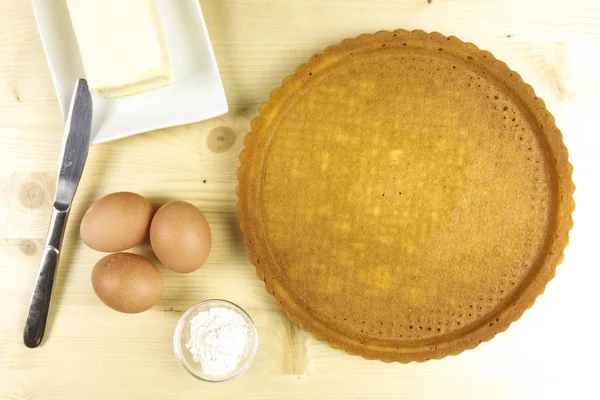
<box><xmin>173</xmin><ymin>299</ymin><xmax>258</xmax><ymax>383</ymax></box>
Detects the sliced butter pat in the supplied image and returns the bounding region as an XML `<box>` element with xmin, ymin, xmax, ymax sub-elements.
<box><xmin>66</xmin><ymin>0</ymin><xmax>173</xmax><ymax>97</ymax></box>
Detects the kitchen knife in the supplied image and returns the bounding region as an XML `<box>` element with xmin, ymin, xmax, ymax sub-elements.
<box><xmin>24</xmin><ymin>79</ymin><xmax>93</xmax><ymax>348</ymax></box>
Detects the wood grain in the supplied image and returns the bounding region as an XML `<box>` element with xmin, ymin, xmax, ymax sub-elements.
<box><xmin>1</xmin><ymin>0</ymin><xmax>600</xmax><ymax>399</ymax></box>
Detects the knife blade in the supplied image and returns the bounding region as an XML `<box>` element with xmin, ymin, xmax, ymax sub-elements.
<box><xmin>55</xmin><ymin>80</ymin><xmax>93</xmax><ymax>209</ymax></box>
<box><xmin>24</xmin><ymin>79</ymin><xmax>93</xmax><ymax>348</ymax></box>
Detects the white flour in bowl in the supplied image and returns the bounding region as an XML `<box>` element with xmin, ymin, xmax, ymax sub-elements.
<box><xmin>185</xmin><ymin>307</ymin><xmax>250</xmax><ymax>376</ymax></box>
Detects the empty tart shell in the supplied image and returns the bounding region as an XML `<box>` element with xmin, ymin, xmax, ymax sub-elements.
<box><xmin>237</xmin><ymin>30</ymin><xmax>574</xmax><ymax>362</ymax></box>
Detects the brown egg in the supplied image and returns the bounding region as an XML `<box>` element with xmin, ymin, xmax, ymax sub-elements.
<box><xmin>150</xmin><ymin>201</ymin><xmax>212</xmax><ymax>273</ymax></box>
<box><xmin>92</xmin><ymin>253</ymin><xmax>163</xmax><ymax>313</ymax></box>
<box><xmin>81</xmin><ymin>192</ymin><xmax>153</xmax><ymax>252</ymax></box>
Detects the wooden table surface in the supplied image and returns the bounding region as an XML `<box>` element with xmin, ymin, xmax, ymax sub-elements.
<box><xmin>1</xmin><ymin>0</ymin><xmax>600</xmax><ymax>399</ymax></box>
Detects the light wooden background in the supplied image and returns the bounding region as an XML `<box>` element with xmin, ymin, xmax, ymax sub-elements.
<box><xmin>1</xmin><ymin>0</ymin><xmax>600</xmax><ymax>399</ymax></box>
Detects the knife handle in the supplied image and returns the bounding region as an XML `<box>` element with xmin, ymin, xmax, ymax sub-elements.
<box><xmin>24</xmin><ymin>207</ymin><xmax>69</xmax><ymax>348</ymax></box>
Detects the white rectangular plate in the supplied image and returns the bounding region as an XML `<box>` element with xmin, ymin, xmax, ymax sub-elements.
<box><xmin>32</xmin><ymin>0</ymin><xmax>228</xmax><ymax>144</ymax></box>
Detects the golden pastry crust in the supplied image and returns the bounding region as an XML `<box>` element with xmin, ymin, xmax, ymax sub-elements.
<box><xmin>237</xmin><ymin>30</ymin><xmax>574</xmax><ymax>362</ymax></box>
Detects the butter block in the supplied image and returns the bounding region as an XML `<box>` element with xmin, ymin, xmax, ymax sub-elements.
<box><xmin>66</xmin><ymin>0</ymin><xmax>173</xmax><ymax>97</ymax></box>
